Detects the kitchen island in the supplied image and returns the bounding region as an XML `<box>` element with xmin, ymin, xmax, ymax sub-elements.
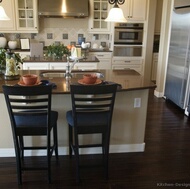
<box><xmin>0</xmin><ymin>69</ymin><xmax>156</xmax><ymax>157</ymax></box>
<box><xmin>22</xmin><ymin>56</ymin><xmax>100</xmax><ymax>70</ymax></box>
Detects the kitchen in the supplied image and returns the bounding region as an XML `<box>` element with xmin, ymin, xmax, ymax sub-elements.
<box><xmin>0</xmin><ymin>0</ymin><xmax>159</xmax><ymax>77</ymax></box>
<box><xmin>1</xmin><ymin>1</ymin><xmax>190</xmax><ymax>187</ymax></box>
<box><xmin>0</xmin><ymin>0</ymin><xmax>160</xmax><ymax>151</ymax></box>
<box><xmin>0</xmin><ymin>0</ymin><xmax>180</xmax><ymax>186</ymax></box>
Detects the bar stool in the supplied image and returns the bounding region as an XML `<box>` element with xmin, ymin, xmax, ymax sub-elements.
<box><xmin>66</xmin><ymin>83</ymin><xmax>117</xmax><ymax>183</ymax></box>
<box><xmin>2</xmin><ymin>85</ymin><xmax>58</xmax><ymax>185</ymax></box>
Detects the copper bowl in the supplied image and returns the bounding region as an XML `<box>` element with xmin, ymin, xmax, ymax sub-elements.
<box><xmin>22</xmin><ymin>74</ymin><xmax>38</xmax><ymax>85</ymax></box>
<box><xmin>83</xmin><ymin>74</ymin><xmax>97</xmax><ymax>84</ymax></box>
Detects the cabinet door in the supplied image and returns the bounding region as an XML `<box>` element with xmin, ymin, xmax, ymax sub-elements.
<box><xmin>15</xmin><ymin>0</ymin><xmax>38</xmax><ymax>33</ymax></box>
<box><xmin>23</xmin><ymin>63</ymin><xmax>49</xmax><ymax>70</ymax></box>
<box><xmin>121</xmin><ymin>0</ymin><xmax>147</xmax><ymax>21</ymax></box>
<box><xmin>0</xmin><ymin>0</ymin><xmax>16</xmax><ymax>31</ymax></box>
<box><xmin>89</xmin><ymin>52</ymin><xmax>112</xmax><ymax>69</ymax></box>
<box><xmin>88</xmin><ymin>0</ymin><xmax>111</xmax><ymax>33</ymax></box>
<box><xmin>112</xmin><ymin>59</ymin><xmax>143</xmax><ymax>74</ymax></box>
<box><xmin>75</xmin><ymin>63</ymin><xmax>98</xmax><ymax>70</ymax></box>
<box><xmin>49</xmin><ymin>63</ymin><xmax>67</xmax><ymax>70</ymax></box>
<box><xmin>130</xmin><ymin>0</ymin><xmax>147</xmax><ymax>21</ymax></box>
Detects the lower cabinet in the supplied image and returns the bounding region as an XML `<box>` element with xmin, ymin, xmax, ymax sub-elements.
<box><xmin>23</xmin><ymin>62</ymin><xmax>49</xmax><ymax>70</ymax></box>
<box><xmin>112</xmin><ymin>58</ymin><xmax>143</xmax><ymax>75</ymax></box>
<box><xmin>23</xmin><ymin>62</ymin><xmax>98</xmax><ymax>70</ymax></box>
<box><xmin>89</xmin><ymin>52</ymin><xmax>112</xmax><ymax>69</ymax></box>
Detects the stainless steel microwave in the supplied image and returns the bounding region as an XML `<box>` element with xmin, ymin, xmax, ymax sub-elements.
<box><xmin>114</xmin><ymin>23</ymin><xmax>143</xmax><ymax>45</ymax></box>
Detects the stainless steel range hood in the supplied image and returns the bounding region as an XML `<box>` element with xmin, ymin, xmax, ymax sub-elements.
<box><xmin>38</xmin><ymin>0</ymin><xmax>89</xmax><ymax>18</ymax></box>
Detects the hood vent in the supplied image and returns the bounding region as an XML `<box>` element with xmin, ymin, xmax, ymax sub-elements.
<box><xmin>38</xmin><ymin>0</ymin><xmax>89</xmax><ymax>18</ymax></box>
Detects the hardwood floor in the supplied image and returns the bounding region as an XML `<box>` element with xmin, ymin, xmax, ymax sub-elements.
<box><xmin>1</xmin><ymin>89</ymin><xmax>190</xmax><ymax>189</ymax></box>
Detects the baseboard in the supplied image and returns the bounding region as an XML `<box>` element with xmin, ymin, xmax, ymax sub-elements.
<box><xmin>0</xmin><ymin>143</ymin><xmax>145</xmax><ymax>157</ymax></box>
<box><xmin>154</xmin><ymin>90</ymin><xmax>164</xmax><ymax>98</ymax></box>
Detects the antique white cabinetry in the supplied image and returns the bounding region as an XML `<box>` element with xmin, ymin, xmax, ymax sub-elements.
<box><xmin>15</xmin><ymin>0</ymin><xmax>38</xmax><ymax>32</ymax></box>
<box><xmin>23</xmin><ymin>63</ymin><xmax>49</xmax><ymax>70</ymax></box>
<box><xmin>120</xmin><ymin>0</ymin><xmax>147</xmax><ymax>21</ymax></box>
<box><xmin>88</xmin><ymin>0</ymin><xmax>111</xmax><ymax>33</ymax></box>
<box><xmin>23</xmin><ymin>62</ymin><xmax>98</xmax><ymax>70</ymax></box>
<box><xmin>0</xmin><ymin>0</ymin><xmax>38</xmax><ymax>33</ymax></box>
<box><xmin>0</xmin><ymin>0</ymin><xmax>16</xmax><ymax>32</ymax></box>
<box><xmin>112</xmin><ymin>58</ymin><xmax>143</xmax><ymax>75</ymax></box>
<box><xmin>89</xmin><ymin>52</ymin><xmax>112</xmax><ymax>69</ymax></box>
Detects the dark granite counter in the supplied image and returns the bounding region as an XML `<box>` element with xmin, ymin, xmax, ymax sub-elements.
<box><xmin>0</xmin><ymin>69</ymin><xmax>156</xmax><ymax>94</ymax></box>
<box><xmin>23</xmin><ymin>56</ymin><xmax>99</xmax><ymax>63</ymax></box>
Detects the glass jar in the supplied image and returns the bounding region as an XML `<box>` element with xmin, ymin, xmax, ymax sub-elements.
<box><xmin>5</xmin><ymin>51</ymin><xmax>18</xmax><ymax>78</ymax></box>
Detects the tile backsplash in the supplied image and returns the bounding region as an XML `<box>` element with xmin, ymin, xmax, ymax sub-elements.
<box><xmin>3</xmin><ymin>18</ymin><xmax>111</xmax><ymax>49</ymax></box>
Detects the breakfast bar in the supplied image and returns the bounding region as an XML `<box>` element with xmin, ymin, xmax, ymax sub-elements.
<box><xmin>0</xmin><ymin>69</ymin><xmax>156</xmax><ymax>157</ymax></box>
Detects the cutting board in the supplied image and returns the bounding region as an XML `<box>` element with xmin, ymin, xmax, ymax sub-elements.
<box><xmin>30</xmin><ymin>43</ymin><xmax>44</xmax><ymax>58</ymax></box>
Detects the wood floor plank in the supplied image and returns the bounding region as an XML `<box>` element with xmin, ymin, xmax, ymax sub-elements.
<box><xmin>1</xmin><ymin>89</ymin><xmax>190</xmax><ymax>188</ymax></box>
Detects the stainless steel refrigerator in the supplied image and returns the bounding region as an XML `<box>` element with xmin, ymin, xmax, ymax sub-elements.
<box><xmin>164</xmin><ymin>0</ymin><xmax>190</xmax><ymax>113</ymax></box>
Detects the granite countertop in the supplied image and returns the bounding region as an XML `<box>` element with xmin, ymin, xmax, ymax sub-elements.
<box><xmin>23</xmin><ymin>56</ymin><xmax>100</xmax><ymax>63</ymax></box>
<box><xmin>0</xmin><ymin>70</ymin><xmax>156</xmax><ymax>94</ymax></box>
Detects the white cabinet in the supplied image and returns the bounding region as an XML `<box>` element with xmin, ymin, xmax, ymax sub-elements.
<box><xmin>88</xmin><ymin>0</ymin><xmax>111</xmax><ymax>33</ymax></box>
<box><xmin>15</xmin><ymin>0</ymin><xmax>38</xmax><ymax>33</ymax></box>
<box><xmin>49</xmin><ymin>63</ymin><xmax>67</xmax><ymax>70</ymax></box>
<box><xmin>23</xmin><ymin>62</ymin><xmax>98</xmax><ymax>70</ymax></box>
<box><xmin>75</xmin><ymin>63</ymin><xmax>97</xmax><ymax>70</ymax></box>
<box><xmin>0</xmin><ymin>0</ymin><xmax>38</xmax><ymax>33</ymax></box>
<box><xmin>89</xmin><ymin>52</ymin><xmax>112</xmax><ymax>69</ymax></box>
<box><xmin>23</xmin><ymin>63</ymin><xmax>49</xmax><ymax>70</ymax></box>
<box><xmin>120</xmin><ymin>0</ymin><xmax>147</xmax><ymax>22</ymax></box>
<box><xmin>112</xmin><ymin>58</ymin><xmax>143</xmax><ymax>75</ymax></box>
<box><xmin>0</xmin><ymin>0</ymin><xmax>16</xmax><ymax>32</ymax></box>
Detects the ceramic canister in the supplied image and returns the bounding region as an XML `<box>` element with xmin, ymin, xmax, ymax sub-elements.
<box><xmin>8</xmin><ymin>41</ymin><xmax>17</xmax><ymax>49</ymax></box>
<box><xmin>0</xmin><ymin>37</ymin><xmax>7</xmax><ymax>48</ymax></box>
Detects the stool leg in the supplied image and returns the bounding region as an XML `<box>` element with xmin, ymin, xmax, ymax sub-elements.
<box><xmin>69</xmin><ymin>125</ymin><xmax>73</xmax><ymax>158</ymax></box>
<box><xmin>53</xmin><ymin>124</ymin><xmax>59</xmax><ymax>160</ymax></box>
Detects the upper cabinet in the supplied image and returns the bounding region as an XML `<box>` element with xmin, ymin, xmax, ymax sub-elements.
<box><xmin>0</xmin><ymin>0</ymin><xmax>16</xmax><ymax>32</ymax></box>
<box><xmin>0</xmin><ymin>0</ymin><xmax>38</xmax><ymax>33</ymax></box>
<box><xmin>120</xmin><ymin>0</ymin><xmax>147</xmax><ymax>22</ymax></box>
<box><xmin>15</xmin><ymin>0</ymin><xmax>38</xmax><ymax>32</ymax></box>
<box><xmin>88</xmin><ymin>0</ymin><xmax>111</xmax><ymax>33</ymax></box>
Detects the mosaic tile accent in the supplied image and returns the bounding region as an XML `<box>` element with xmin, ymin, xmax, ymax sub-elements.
<box><xmin>47</xmin><ymin>33</ymin><xmax>53</xmax><ymax>39</ymax></box>
<box><xmin>78</xmin><ymin>34</ymin><xmax>84</xmax><ymax>38</ymax></box>
<box><xmin>62</xmin><ymin>34</ymin><xmax>68</xmax><ymax>39</ymax></box>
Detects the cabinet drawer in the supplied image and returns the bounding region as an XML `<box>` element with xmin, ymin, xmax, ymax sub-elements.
<box><xmin>112</xmin><ymin>59</ymin><xmax>142</xmax><ymax>65</ymax></box>
<box><xmin>89</xmin><ymin>52</ymin><xmax>112</xmax><ymax>59</ymax></box>
<box><xmin>75</xmin><ymin>63</ymin><xmax>97</xmax><ymax>70</ymax></box>
<box><xmin>23</xmin><ymin>63</ymin><xmax>49</xmax><ymax>70</ymax></box>
<box><xmin>49</xmin><ymin>63</ymin><xmax>67</xmax><ymax>70</ymax></box>
<box><xmin>112</xmin><ymin>64</ymin><xmax>142</xmax><ymax>74</ymax></box>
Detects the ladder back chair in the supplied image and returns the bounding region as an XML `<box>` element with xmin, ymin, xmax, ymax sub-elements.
<box><xmin>2</xmin><ymin>85</ymin><xmax>58</xmax><ymax>185</ymax></box>
<box><xmin>66</xmin><ymin>83</ymin><xmax>117</xmax><ymax>183</ymax></box>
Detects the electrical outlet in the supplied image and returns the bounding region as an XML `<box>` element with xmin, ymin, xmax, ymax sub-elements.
<box><xmin>134</xmin><ymin>98</ymin><xmax>141</xmax><ymax>108</ymax></box>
